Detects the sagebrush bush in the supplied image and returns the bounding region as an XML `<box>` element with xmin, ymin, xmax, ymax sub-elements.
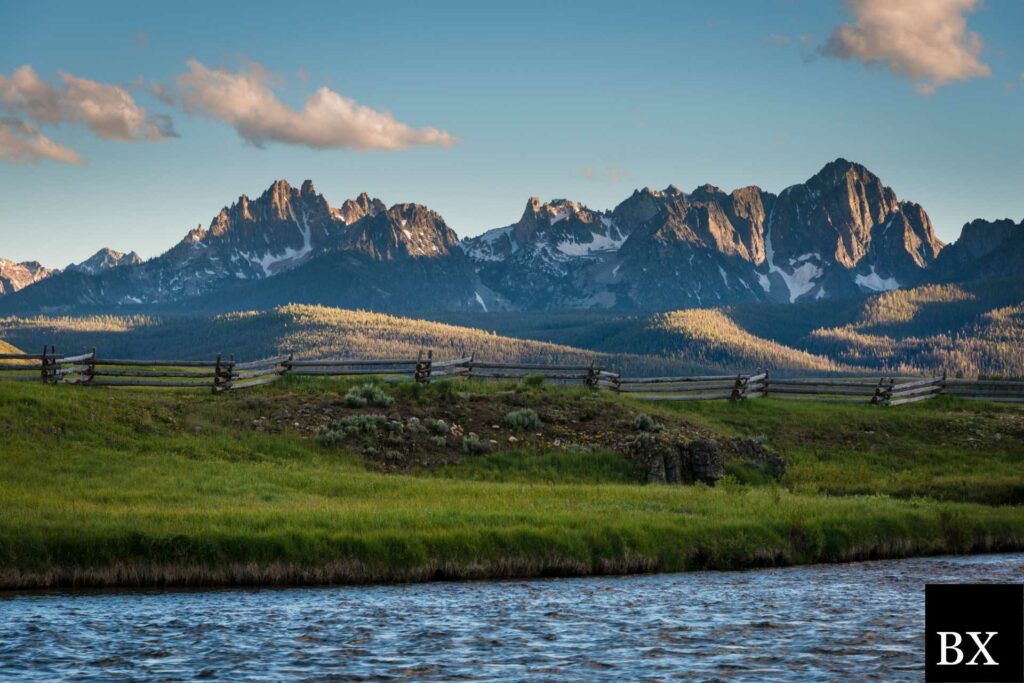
<box><xmin>462</xmin><ymin>432</ymin><xmax>493</xmax><ymax>454</ymax></box>
<box><xmin>344</xmin><ymin>383</ymin><xmax>394</xmax><ymax>408</ymax></box>
<box><xmin>318</xmin><ymin>414</ymin><xmax>400</xmax><ymax>446</ymax></box>
<box><xmin>423</xmin><ymin>418</ymin><xmax>450</xmax><ymax>436</ymax></box>
<box><xmin>504</xmin><ymin>408</ymin><xmax>541</xmax><ymax>431</ymax></box>
<box><xmin>633</xmin><ymin>413</ymin><xmax>662</xmax><ymax>432</ymax></box>
<box><xmin>521</xmin><ymin>374</ymin><xmax>545</xmax><ymax>387</ymax></box>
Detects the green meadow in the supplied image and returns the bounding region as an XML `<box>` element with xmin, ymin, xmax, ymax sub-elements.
<box><xmin>0</xmin><ymin>377</ymin><xmax>1021</xmax><ymax>589</ymax></box>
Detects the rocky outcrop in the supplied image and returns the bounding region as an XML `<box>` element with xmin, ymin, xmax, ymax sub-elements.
<box><xmin>623</xmin><ymin>433</ymin><xmax>785</xmax><ymax>485</ymax></box>
<box><xmin>0</xmin><ymin>259</ymin><xmax>55</xmax><ymax>296</ymax></box>
<box><xmin>337</xmin><ymin>192</ymin><xmax>386</xmax><ymax>225</ymax></box>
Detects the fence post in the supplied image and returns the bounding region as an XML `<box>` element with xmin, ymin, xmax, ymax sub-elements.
<box><xmin>762</xmin><ymin>369</ymin><xmax>770</xmax><ymax>398</ymax></box>
<box><xmin>879</xmin><ymin>377</ymin><xmax>896</xmax><ymax>407</ymax></box>
<box><xmin>86</xmin><ymin>348</ymin><xmax>96</xmax><ymax>384</ymax></box>
<box><xmin>283</xmin><ymin>351</ymin><xmax>294</xmax><ymax>377</ymax></box>
<box><xmin>214</xmin><ymin>354</ymin><xmax>223</xmax><ymax>393</ymax></box>
<box><xmin>731</xmin><ymin>373</ymin><xmax>746</xmax><ymax>401</ymax></box>
<box><xmin>466</xmin><ymin>351</ymin><xmax>475</xmax><ymax>380</ymax></box>
<box><xmin>42</xmin><ymin>345</ymin><xmax>58</xmax><ymax>383</ymax></box>
<box><xmin>415</xmin><ymin>349</ymin><xmax>433</xmax><ymax>384</ymax></box>
<box><xmin>585</xmin><ymin>360</ymin><xmax>599</xmax><ymax>389</ymax></box>
<box><xmin>939</xmin><ymin>370</ymin><xmax>947</xmax><ymax>396</ymax></box>
<box><xmin>871</xmin><ymin>376</ymin><xmax>886</xmax><ymax>405</ymax></box>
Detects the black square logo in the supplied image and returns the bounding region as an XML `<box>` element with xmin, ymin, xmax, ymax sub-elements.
<box><xmin>926</xmin><ymin>584</ymin><xmax>1024</xmax><ymax>682</ymax></box>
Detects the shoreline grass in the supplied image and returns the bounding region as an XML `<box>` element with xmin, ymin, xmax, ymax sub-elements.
<box><xmin>1</xmin><ymin>379</ymin><xmax>1022</xmax><ymax>590</ymax></box>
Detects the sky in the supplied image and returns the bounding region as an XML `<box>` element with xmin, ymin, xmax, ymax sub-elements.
<box><xmin>1</xmin><ymin>0</ymin><xmax>1022</xmax><ymax>267</ymax></box>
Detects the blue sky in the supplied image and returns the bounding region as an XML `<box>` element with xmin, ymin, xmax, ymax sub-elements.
<box><xmin>1</xmin><ymin>0</ymin><xmax>1022</xmax><ymax>267</ymax></box>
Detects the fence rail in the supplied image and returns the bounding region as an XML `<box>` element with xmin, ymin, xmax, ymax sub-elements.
<box><xmin>2</xmin><ymin>345</ymin><xmax>1023</xmax><ymax>406</ymax></box>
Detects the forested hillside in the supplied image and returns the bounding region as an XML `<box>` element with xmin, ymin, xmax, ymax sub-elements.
<box><xmin>0</xmin><ymin>306</ymin><xmax>705</xmax><ymax>376</ymax></box>
<box><xmin>434</xmin><ymin>280</ymin><xmax>1024</xmax><ymax>377</ymax></box>
<box><xmin>2</xmin><ymin>277</ymin><xmax>1022</xmax><ymax>377</ymax></box>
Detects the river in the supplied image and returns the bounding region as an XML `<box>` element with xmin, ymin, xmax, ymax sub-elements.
<box><xmin>1</xmin><ymin>553</ymin><xmax>1021</xmax><ymax>681</ymax></box>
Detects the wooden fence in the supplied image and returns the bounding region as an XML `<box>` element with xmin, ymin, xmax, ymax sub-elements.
<box><xmin>599</xmin><ymin>372</ymin><xmax>960</xmax><ymax>406</ymax></box>
<box><xmin>2</xmin><ymin>346</ymin><xmax>1023</xmax><ymax>406</ymax></box>
<box><xmin>597</xmin><ymin>372</ymin><xmax>766</xmax><ymax>401</ymax></box>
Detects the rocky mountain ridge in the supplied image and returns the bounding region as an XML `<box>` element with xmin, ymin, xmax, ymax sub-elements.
<box><xmin>0</xmin><ymin>159</ymin><xmax>1018</xmax><ymax>315</ymax></box>
<box><xmin>0</xmin><ymin>259</ymin><xmax>54</xmax><ymax>296</ymax></box>
<box><xmin>66</xmin><ymin>248</ymin><xmax>142</xmax><ymax>275</ymax></box>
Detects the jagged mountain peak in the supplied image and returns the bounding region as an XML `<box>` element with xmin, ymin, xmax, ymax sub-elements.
<box><xmin>809</xmin><ymin>157</ymin><xmax>877</xmax><ymax>185</ymax></box>
<box><xmin>67</xmin><ymin>248</ymin><xmax>143</xmax><ymax>275</ymax></box>
<box><xmin>2</xmin><ymin>162</ymin><xmax>1018</xmax><ymax>315</ymax></box>
<box><xmin>0</xmin><ymin>258</ymin><xmax>56</xmax><ymax>296</ymax></box>
<box><xmin>520</xmin><ymin>196</ymin><xmax>590</xmax><ymax>220</ymax></box>
<box><xmin>339</xmin><ymin>192</ymin><xmax>387</xmax><ymax>224</ymax></box>
<box><xmin>690</xmin><ymin>184</ymin><xmax>727</xmax><ymax>201</ymax></box>
<box><xmin>340</xmin><ymin>201</ymin><xmax>462</xmax><ymax>260</ymax></box>
<box><xmin>182</xmin><ymin>224</ymin><xmax>206</xmax><ymax>244</ymax></box>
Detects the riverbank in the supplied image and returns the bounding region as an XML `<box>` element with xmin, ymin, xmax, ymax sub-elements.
<box><xmin>1</xmin><ymin>377</ymin><xmax>1022</xmax><ymax>589</ymax></box>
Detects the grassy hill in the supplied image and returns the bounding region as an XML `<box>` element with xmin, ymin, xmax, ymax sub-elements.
<box><xmin>593</xmin><ymin>309</ymin><xmax>848</xmax><ymax>373</ymax></box>
<box><xmin>0</xmin><ymin>339</ymin><xmax>31</xmax><ymax>368</ymax></box>
<box><xmin>0</xmin><ymin>339</ymin><xmax>22</xmax><ymax>356</ymax></box>
<box><xmin>0</xmin><ymin>375</ymin><xmax>1021</xmax><ymax>589</ymax></box>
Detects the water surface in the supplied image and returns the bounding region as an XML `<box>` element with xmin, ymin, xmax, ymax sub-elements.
<box><xmin>2</xmin><ymin>554</ymin><xmax>1021</xmax><ymax>681</ymax></box>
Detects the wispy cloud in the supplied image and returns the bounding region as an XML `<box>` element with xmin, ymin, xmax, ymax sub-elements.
<box><xmin>173</xmin><ymin>59</ymin><xmax>457</xmax><ymax>151</ymax></box>
<box><xmin>822</xmin><ymin>0</ymin><xmax>990</xmax><ymax>94</ymax></box>
<box><xmin>0</xmin><ymin>65</ymin><xmax>175</xmax><ymax>140</ymax></box>
<box><xmin>580</xmin><ymin>166</ymin><xmax>629</xmax><ymax>183</ymax></box>
<box><xmin>0</xmin><ymin>117</ymin><xmax>83</xmax><ymax>165</ymax></box>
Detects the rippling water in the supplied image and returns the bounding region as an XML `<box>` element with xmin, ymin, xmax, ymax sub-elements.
<box><xmin>1</xmin><ymin>554</ymin><xmax>1021</xmax><ymax>681</ymax></box>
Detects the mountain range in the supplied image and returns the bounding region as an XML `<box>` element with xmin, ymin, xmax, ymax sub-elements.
<box><xmin>0</xmin><ymin>248</ymin><xmax>140</xmax><ymax>296</ymax></box>
<box><xmin>1</xmin><ymin>159</ymin><xmax>1021</xmax><ymax>315</ymax></box>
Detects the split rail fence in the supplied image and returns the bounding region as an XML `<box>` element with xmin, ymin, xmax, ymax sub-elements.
<box><xmin>1</xmin><ymin>346</ymin><xmax>1022</xmax><ymax>406</ymax></box>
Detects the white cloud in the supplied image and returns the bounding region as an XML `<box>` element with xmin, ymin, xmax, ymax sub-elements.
<box><xmin>823</xmin><ymin>0</ymin><xmax>991</xmax><ymax>93</ymax></box>
<box><xmin>0</xmin><ymin>65</ymin><xmax>175</xmax><ymax>140</ymax></box>
<box><xmin>0</xmin><ymin>117</ymin><xmax>83</xmax><ymax>165</ymax></box>
<box><xmin>174</xmin><ymin>59</ymin><xmax>457</xmax><ymax>151</ymax></box>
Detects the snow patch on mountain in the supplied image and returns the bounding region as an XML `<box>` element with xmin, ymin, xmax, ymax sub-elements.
<box><xmin>473</xmin><ymin>291</ymin><xmax>488</xmax><ymax>312</ymax></box>
<box><xmin>855</xmin><ymin>266</ymin><xmax>900</xmax><ymax>292</ymax></box>
<box><xmin>555</xmin><ymin>231</ymin><xmax>627</xmax><ymax>256</ymax></box>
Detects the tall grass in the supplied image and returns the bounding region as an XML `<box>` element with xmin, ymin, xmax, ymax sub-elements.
<box><xmin>0</xmin><ymin>379</ymin><xmax>1021</xmax><ymax>589</ymax></box>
